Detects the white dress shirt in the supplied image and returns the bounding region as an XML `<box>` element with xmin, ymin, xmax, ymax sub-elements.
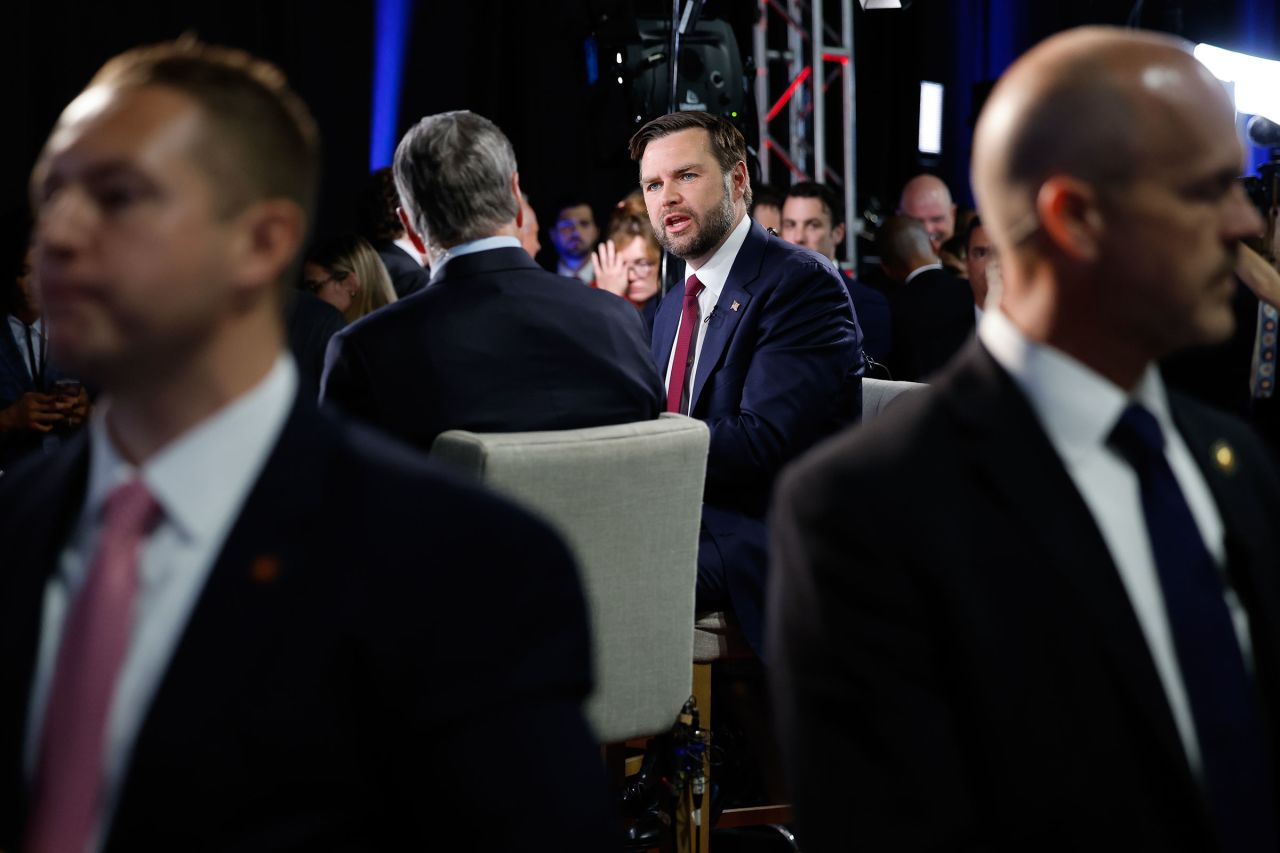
<box><xmin>979</xmin><ymin>309</ymin><xmax>1243</xmax><ymax>776</ymax></box>
<box><xmin>393</xmin><ymin>235</ymin><xmax>426</xmax><ymax>267</ymax></box>
<box><xmin>664</xmin><ymin>213</ymin><xmax>754</xmax><ymax>398</ymax></box>
<box><xmin>25</xmin><ymin>354</ymin><xmax>298</xmax><ymax>850</ymax></box>
<box><xmin>557</xmin><ymin>258</ymin><xmax>595</xmax><ymax>284</ymax></box>
<box><xmin>904</xmin><ymin>262</ymin><xmax>944</xmax><ymax>284</ymax></box>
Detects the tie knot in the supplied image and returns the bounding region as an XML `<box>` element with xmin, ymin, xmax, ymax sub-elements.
<box><xmin>685</xmin><ymin>275</ymin><xmax>705</xmax><ymax>304</ymax></box>
<box><xmin>1109</xmin><ymin>403</ymin><xmax>1166</xmax><ymax>467</ymax></box>
<box><xmin>101</xmin><ymin>479</ymin><xmax>161</xmax><ymax>535</ymax></box>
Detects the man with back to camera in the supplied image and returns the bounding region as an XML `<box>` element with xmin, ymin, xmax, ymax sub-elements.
<box><xmin>360</xmin><ymin>165</ymin><xmax>431</xmax><ymax>299</ymax></box>
<box><xmin>781</xmin><ymin>180</ymin><xmax>892</xmax><ymax>366</ymax></box>
<box><xmin>631</xmin><ymin>110</ymin><xmax>865</xmax><ymax>656</ymax></box>
<box><xmin>0</xmin><ymin>38</ymin><xmax>617</xmax><ymax>851</ymax></box>
<box><xmin>320</xmin><ymin>110</ymin><xmax>664</xmax><ymax>453</ymax></box>
<box><xmin>877</xmin><ymin>213</ymin><xmax>976</xmax><ymax>381</ymax></box>
<box><xmin>770</xmin><ymin>26</ymin><xmax>1280</xmax><ymax>852</ymax></box>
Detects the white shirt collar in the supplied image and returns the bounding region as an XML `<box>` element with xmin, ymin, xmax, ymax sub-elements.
<box><xmin>978</xmin><ymin>307</ymin><xmax>1176</xmax><ymax>466</ymax></box>
<box><xmin>905</xmin><ymin>262</ymin><xmax>944</xmax><ymax>284</ymax></box>
<box><xmin>682</xmin><ymin>212</ymin><xmax>752</xmax><ymax>300</ymax></box>
<box><xmin>393</xmin><ymin>235</ymin><xmax>425</xmax><ymax>266</ymax></box>
<box><xmin>83</xmin><ymin>354</ymin><xmax>298</xmax><ymax>544</ymax></box>
<box><xmin>7</xmin><ymin>315</ymin><xmax>43</xmax><ymax>336</ymax></box>
<box><xmin>432</xmin><ymin>236</ymin><xmax>522</xmax><ymax>278</ymax></box>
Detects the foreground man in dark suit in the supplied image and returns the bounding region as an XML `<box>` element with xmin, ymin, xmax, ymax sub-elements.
<box><xmin>771</xmin><ymin>27</ymin><xmax>1280</xmax><ymax>852</ymax></box>
<box><xmin>633</xmin><ymin>111</ymin><xmax>864</xmax><ymax>656</ymax></box>
<box><xmin>0</xmin><ymin>40</ymin><xmax>615</xmax><ymax>852</ymax></box>
<box><xmin>320</xmin><ymin>111</ymin><xmax>663</xmax><ymax>452</ymax></box>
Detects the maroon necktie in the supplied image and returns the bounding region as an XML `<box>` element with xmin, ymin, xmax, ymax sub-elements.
<box><xmin>666</xmin><ymin>275</ymin><xmax>706</xmax><ymax>414</ymax></box>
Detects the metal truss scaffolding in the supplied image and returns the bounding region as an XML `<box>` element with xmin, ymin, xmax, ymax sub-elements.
<box><xmin>753</xmin><ymin>0</ymin><xmax>859</xmax><ymax>267</ymax></box>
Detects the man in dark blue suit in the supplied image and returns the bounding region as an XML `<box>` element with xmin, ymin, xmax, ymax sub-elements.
<box><xmin>1</xmin><ymin>40</ymin><xmax>616</xmax><ymax>852</ymax></box>
<box><xmin>630</xmin><ymin>112</ymin><xmax>865</xmax><ymax>655</ymax></box>
<box><xmin>320</xmin><ymin>110</ymin><xmax>664</xmax><ymax>453</ymax></box>
<box><xmin>781</xmin><ymin>181</ymin><xmax>892</xmax><ymax>366</ymax></box>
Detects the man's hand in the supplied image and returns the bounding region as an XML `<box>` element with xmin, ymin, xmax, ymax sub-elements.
<box><xmin>1237</xmin><ymin>243</ymin><xmax>1280</xmax><ymax>310</ymax></box>
<box><xmin>60</xmin><ymin>387</ymin><xmax>91</xmax><ymax>427</ymax></box>
<box><xmin>0</xmin><ymin>392</ymin><xmax>65</xmax><ymax>433</ymax></box>
<box><xmin>590</xmin><ymin>239</ymin><xmax>629</xmax><ymax>298</ymax></box>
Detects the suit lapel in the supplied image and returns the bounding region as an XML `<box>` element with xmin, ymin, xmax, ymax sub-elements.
<box><xmin>945</xmin><ymin>343</ymin><xmax>1197</xmax><ymax>784</ymax></box>
<box><xmin>117</xmin><ymin>395</ymin><xmax>334</xmax><ymax>806</ymax></box>
<box><xmin>688</xmin><ymin>222</ymin><xmax>768</xmax><ymax>413</ymax></box>
<box><xmin>1169</xmin><ymin>398</ymin><xmax>1280</xmax><ymax>726</ymax></box>
<box><xmin>651</xmin><ymin>280</ymin><xmax>684</xmax><ymax>382</ymax></box>
<box><xmin>0</xmin><ymin>324</ymin><xmax>35</xmax><ymax>395</ymax></box>
<box><xmin>0</xmin><ymin>435</ymin><xmax>90</xmax><ymax>824</ymax></box>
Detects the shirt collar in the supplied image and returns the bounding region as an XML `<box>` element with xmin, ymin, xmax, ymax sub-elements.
<box><xmin>978</xmin><ymin>307</ymin><xmax>1174</xmax><ymax>465</ymax></box>
<box><xmin>431</xmin><ymin>236</ymin><xmax>522</xmax><ymax>277</ymax></box>
<box><xmin>83</xmin><ymin>354</ymin><xmax>298</xmax><ymax>544</ymax></box>
<box><xmin>8</xmin><ymin>315</ymin><xmax>43</xmax><ymax>336</ymax></box>
<box><xmin>393</xmin><ymin>236</ymin><xmax>425</xmax><ymax>266</ymax></box>
<box><xmin>682</xmin><ymin>212</ymin><xmax>752</xmax><ymax>302</ymax></box>
<box><xmin>905</xmin><ymin>263</ymin><xmax>944</xmax><ymax>284</ymax></box>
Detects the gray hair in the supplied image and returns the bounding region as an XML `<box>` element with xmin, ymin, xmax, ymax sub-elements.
<box><xmin>393</xmin><ymin>110</ymin><xmax>520</xmax><ymax>248</ymax></box>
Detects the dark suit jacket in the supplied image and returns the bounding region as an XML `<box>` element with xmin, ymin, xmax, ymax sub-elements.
<box><xmin>652</xmin><ymin>221</ymin><xmax>865</xmax><ymax>653</ymax></box>
<box><xmin>1163</xmin><ymin>281</ymin><xmax>1280</xmax><ymax>458</ymax></box>
<box><xmin>769</xmin><ymin>340</ymin><xmax>1280</xmax><ymax>852</ymax></box>
<box><xmin>321</xmin><ymin>246</ymin><xmax>665</xmax><ymax>452</ymax></box>
<box><xmin>0</xmin><ymin>318</ymin><xmax>71</xmax><ymax>469</ymax></box>
<box><xmin>284</xmin><ymin>290</ymin><xmax>344</xmax><ymax>403</ymax></box>
<box><xmin>374</xmin><ymin>240</ymin><xmax>431</xmax><ymax>299</ymax></box>
<box><xmin>886</xmin><ymin>266</ymin><xmax>975</xmax><ymax>381</ymax></box>
<box><xmin>843</xmin><ymin>271</ymin><xmax>892</xmax><ymax>366</ymax></box>
<box><xmin>0</xmin><ymin>394</ymin><xmax>617</xmax><ymax>851</ymax></box>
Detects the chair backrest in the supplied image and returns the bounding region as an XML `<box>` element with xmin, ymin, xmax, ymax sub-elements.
<box><xmin>431</xmin><ymin>413</ymin><xmax>709</xmax><ymax>743</ymax></box>
<box><xmin>861</xmin><ymin>377</ymin><xmax>927</xmax><ymax>423</ymax></box>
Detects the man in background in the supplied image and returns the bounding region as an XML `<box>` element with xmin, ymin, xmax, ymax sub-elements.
<box><xmin>322</xmin><ymin>111</ymin><xmax>663</xmax><ymax>452</ymax></box>
<box><xmin>549</xmin><ymin>197</ymin><xmax>599</xmax><ymax>283</ymax></box>
<box><xmin>877</xmin><ymin>214</ymin><xmax>974</xmax><ymax>381</ymax></box>
<box><xmin>782</xmin><ymin>180</ymin><xmax>891</xmax><ymax>366</ymax></box>
<box><xmin>359</xmin><ymin>165</ymin><xmax>431</xmax><ymax>298</ymax></box>
<box><xmin>898</xmin><ymin>172</ymin><xmax>957</xmax><ymax>252</ymax></box>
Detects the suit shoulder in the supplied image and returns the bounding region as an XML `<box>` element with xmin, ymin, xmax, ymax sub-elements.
<box><xmin>778</xmin><ymin>382</ymin><xmax>943</xmax><ymax>501</ymax></box>
<box><xmin>1169</xmin><ymin>391</ymin><xmax>1280</xmax><ymax>485</ymax></box>
<box><xmin>324</xmin><ymin>413</ymin><xmax>570</xmax><ymax>551</ymax></box>
<box><xmin>759</xmin><ymin>238</ymin><xmax>850</xmax><ymax>295</ymax></box>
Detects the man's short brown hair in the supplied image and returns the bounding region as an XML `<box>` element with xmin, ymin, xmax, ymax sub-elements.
<box><xmin>628</xmin><ymin>111</ymin><xmax>752</xmax><ymax>205</ymax></box>
<box><xmin>89</xmin><ymin>36</ymin><xmax>319</xmax><ymax>225</ymax></box>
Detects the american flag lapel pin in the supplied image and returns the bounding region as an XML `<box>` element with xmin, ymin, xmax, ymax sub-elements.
<box><xmin>730</xmin><ymin>300</ymin><xmax>740</xmax><ymax>312</ymax></box>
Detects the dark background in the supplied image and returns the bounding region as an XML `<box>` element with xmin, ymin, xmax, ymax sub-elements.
<box><xmin>8</xmin><ymin>0</ymin><xmax>1277</xmax><ymax>265</ymax></box>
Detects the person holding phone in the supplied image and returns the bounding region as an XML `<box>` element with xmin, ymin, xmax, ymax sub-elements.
<box><xmin>0</xmin><ymin>243</ymin><xmax>89</xmax><ymax>470</ymax></box>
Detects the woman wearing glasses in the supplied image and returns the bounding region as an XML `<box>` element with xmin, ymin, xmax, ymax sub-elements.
<box><xmin>302</xmin><ymin>234</ymin><xmax>398</xmax><ymax>323</ymax></box>
<box><xmin>591</xmin><ymin>217</ymin><xmax>663</xmax><ymax>329</ymax></box>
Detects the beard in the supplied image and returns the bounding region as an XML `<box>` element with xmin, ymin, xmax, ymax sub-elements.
<box><xmin>652</xmin><ymin>178</ymin><xmax>736</xmax><ymax>261</ymax></box>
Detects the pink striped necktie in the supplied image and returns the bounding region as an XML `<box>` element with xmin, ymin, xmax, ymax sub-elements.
<box><xmin>25</xmin><ymin>479</ymin><xmax>161</xmax><ymax>853</ymax></box>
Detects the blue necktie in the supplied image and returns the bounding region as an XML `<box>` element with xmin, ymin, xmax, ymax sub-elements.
<box><xmin>1109</xmin><ymin>404</ymin><xmax>1277</xmax><ymax>852</ymax></box>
